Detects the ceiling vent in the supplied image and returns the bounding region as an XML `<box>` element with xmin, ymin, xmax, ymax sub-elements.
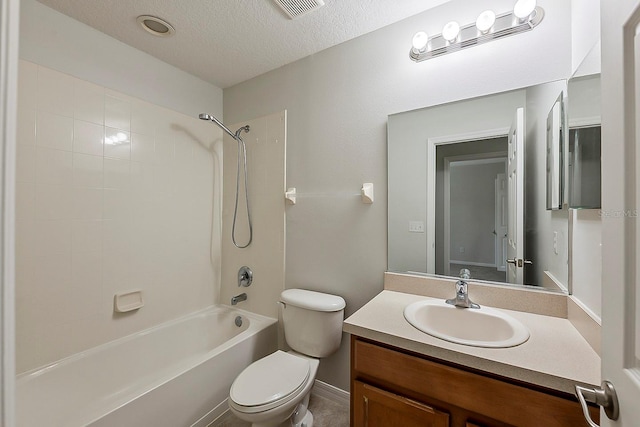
<box><xmin>273</xmin><ymin>0</ymin><xmax>325</xmax><ymax>19</ymax></box>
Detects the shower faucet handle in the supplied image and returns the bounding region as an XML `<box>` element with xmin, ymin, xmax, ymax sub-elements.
<box><xmin>238</xmin><ymin>266</ymin><xmax>253</xmax><ymax>287</ymax></box>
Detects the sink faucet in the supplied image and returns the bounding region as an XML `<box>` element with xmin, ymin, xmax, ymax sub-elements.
<box><xmin>445</xmin><ymin>269</ymin><xmax>480</xmax><ymax>309</ymax></box>
<box><xmin>231</xmin><ymin>293</ymin><xmax>247</xmax><ymax>305</ymax></box>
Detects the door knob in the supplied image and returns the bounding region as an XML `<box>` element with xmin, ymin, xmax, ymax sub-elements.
<box><xmin>575</xmin><ymin>381</ymin><xmax>619</xmax><ymax>427</ymax></box>
<box><xmin>506</xmin><ymin>258</ymin><xmax>517</xmax><ymax>265</ymax></box>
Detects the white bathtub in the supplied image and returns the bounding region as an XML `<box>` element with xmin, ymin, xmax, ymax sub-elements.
<box><xmin>16</xmin><ymin>306</ymin><xmax>278</xmax><ymax>427</ymax></box>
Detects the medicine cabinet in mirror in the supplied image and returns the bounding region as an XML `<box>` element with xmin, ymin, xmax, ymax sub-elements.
<box><xmin>567</xmin><ymin>73</ymin><xmax>601</xmax><ymax>209</ymax></box>
<box><xmin>388</xmin><ymin>80</ymin><xmax>569</xmax><ymax>292</ymax></box>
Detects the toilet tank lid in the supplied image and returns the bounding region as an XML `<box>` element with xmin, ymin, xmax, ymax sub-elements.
<box><xmin>280</xmin><ymin>289</ymin><xmax>346</xmax><ymax>312</ymax></box>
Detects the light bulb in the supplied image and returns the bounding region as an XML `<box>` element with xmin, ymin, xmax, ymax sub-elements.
<box><xmin>514</xmin><ymin>0</ymin><xmax>537</xmax><ymax>20</ymax></box>
<box><xmin>412</xmin><ymin>31</ymin><xmax>429</xmax><ymax>54</ymax></box>
<box><xmin>442</xmin><ymin>21</ymin><xmax>460</xmax><ymax>43</ymax></box>
<box><xmin>476</xmin><ymin>10</ymin><xmax>496</xmax><ymax>33</ymax></box>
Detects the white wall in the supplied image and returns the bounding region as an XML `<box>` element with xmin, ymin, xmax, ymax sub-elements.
<box><xmin>524</xmin><ymin>80</ymin><xmax>569</xmax><ymax>287</ymax></box>
<box><xmin>571</xmin><ymin>0</ymin><xmax>601</xmax><ymax>74</ymax></box>
<box><xmin>568</xmin><ymin>74</ymin><xmax>602</xmax><ymax>318</ymax></box>
<box><xmin>224</xmin><ymin>0</ymin><xmax>572</xmax><ymax>391</ymax></box>
<box><xmin>572</xmin><ymin>209</ymin><xmax>602</xmax><ymax>318</ymax></box>
<box><xmin>19</xmin><ymin>0</ymin><xmax>223</xmax><ymax>120</ymax></box>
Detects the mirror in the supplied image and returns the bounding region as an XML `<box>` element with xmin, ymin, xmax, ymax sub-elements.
<box><xmin>546</xmin><ymin>94</ymin><xmax>565</xmax><ymax>210</ymax></box>
<box><xmin>388</xmin><ymin>80</ymin><xmax>569</xmax><ymax>292</ymax></box>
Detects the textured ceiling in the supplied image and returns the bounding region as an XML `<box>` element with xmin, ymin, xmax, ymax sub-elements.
<box><xmin>35</xmin><ymin>0</ymin><xmax>451</xmax><ymax>88</ymax></box>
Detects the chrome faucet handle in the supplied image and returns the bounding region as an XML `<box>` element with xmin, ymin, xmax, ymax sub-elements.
<box><xmin>446</xmin><ymin>278</ymin><xmax>480</xmax><ymax>309</ymax></box>
<box><xmin>455</xmin><ymin>279</ymin><xmax>468</xmax><ymax>296</ymax></box>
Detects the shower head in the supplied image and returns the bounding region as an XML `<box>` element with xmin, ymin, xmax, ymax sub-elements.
<box><xmin>198</xmin><ymin>112</ymin><xmax>250</xmax><ymax>140</ymax></box>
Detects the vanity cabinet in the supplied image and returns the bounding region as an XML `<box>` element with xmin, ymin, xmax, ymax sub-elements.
<box><xmin>353</xmin><ymin>381</ymin><xmax>449</xmax><ymax>427</ymax></box>
<box><xmin>350</xmin><ymin>336</ymin><xmax>598</xmax><ymax>427</ymax></box>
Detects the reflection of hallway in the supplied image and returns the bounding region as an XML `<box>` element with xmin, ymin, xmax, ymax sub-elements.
<box><xmin>450</xmin><ymin>263</ymin><xmax>506</xmax><ymax>283</ymax></box>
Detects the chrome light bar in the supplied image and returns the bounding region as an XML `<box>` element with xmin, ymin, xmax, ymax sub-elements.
<box><xmin>409</xmin><ymin>7</ymin><xmax>545</xmax><ymax>62</ymax></box>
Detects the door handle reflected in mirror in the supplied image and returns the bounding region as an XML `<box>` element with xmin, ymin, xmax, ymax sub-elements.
<box><xmin>506</xmin><ymin>259</ymin><xmax>534</xmax><ymax>267</ymax></box>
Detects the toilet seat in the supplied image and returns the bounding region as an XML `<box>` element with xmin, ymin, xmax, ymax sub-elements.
<box><xmin>229</xmin><ymin>351</ymin><xmax>311</xmax><ymax>414</ymax></box>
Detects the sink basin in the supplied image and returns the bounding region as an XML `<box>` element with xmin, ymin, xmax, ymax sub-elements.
<box><xmin>403</xmin><ymin>300</ymin><xmax>530</xmax><ymax>348</ymax></box>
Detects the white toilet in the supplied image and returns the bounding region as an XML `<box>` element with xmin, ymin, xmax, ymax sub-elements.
<box><xmin>228</xmin><ymin>289</ymin><xmax>346</xmax><ymax>427</ymax></box>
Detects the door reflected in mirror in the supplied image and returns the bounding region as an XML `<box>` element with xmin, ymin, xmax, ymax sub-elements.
<box><xmin>437</xmin><ymin>138</ymin><xmax>507</xmax><ymax>282</ymax></box>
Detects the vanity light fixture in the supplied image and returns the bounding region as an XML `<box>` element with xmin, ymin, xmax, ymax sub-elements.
<box><xmin>513</xmin><ymin>0</ymin><xmax>538</xmax><ymax>21</ymax></box>
<box><xmin>409</xmin><ymin>0</ymin><xmax>544</xmax><ymax>62</ymax></box>
<box><xmin>475</xmin><ymin>10</ymin><xmax>496</xmax><ymax>34</ymax></box>
<box><xmin>411</xmin><ymin>31</ymin><xmax>429</xmax><ymax>54</ymax></box>
<box><xmin>442</xmin><ymin>21</ymin><xmax>460</xmax><ymax>43</ymax></box>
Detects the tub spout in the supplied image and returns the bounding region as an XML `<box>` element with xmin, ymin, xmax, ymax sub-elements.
<box><xmin>231</xmin><ymin>293</ymin><xmax>247</xmax><ymax>305</ymax></box>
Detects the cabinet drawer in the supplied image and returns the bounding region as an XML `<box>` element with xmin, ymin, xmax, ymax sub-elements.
<box><xmin>353</xmin><ymin>380</ymin><xmax>449</xmax><ymax>427</ymax></box>
<box><xmin>352</xmin><ymin>338</ymin><xmax>597</xmax><ymax>427</ymax></box>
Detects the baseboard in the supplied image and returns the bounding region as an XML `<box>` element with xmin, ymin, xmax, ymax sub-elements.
<box><xmin>449</xmin><ymin>260</ymin><xmax>496</xmax><ymax>268</ymax></box>
<box><xmin>311</xmin><ymin>380</ymin><xmax>350</xmax><ymax>407</ymax></box>
<box><xmin>192</xmin><ymin>398</ymin><xmax>229</xmax><ymax>427</ymax></box>
<box><xmin>543</xmin><ymin>270</ymin><xmax>568</xmax><ymax>292</ymax></box>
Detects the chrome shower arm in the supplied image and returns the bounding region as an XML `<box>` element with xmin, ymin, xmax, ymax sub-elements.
<box><xmin>199</xmin><ymin>113</ymin><xmax>236</xmax><ymax>140</ymax></box>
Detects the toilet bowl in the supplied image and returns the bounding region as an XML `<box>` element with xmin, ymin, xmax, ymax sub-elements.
<box><xmin>227</xmin><ymin>289</ymin><xmax>345</xmax><ymax>427</ymax></box>
<box><xmin>229</xmin><ymin>351</ymin><xmax>319</xmax><ymax>427</ymax></box>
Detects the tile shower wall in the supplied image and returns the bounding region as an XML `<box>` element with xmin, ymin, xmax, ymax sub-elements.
<box><xmin>15</xmin><ymin>60</ymin><xmax>221</xmax><ymax>373</ymax></box>
<box><xmin>220</xmin><ymin>112</ymin><xmax>286</xmax><ymax>319</ymax></box>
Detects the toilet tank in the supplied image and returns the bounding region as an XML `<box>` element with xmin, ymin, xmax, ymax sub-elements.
<box><xmin>280</xmin><ymin>289</ymin><xmax>346</xmax><ymax>358</ymax></box>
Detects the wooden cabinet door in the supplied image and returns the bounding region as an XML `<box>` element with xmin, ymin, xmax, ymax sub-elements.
<box><xmin>353</xmin><ymin>380</ymin><xmax>449</xmax><ymax>427</ymax></box>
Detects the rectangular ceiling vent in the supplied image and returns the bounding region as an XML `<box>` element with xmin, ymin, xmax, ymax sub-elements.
<box><xmin>273</xmin><ymin>0</ymin><xmax>325</xmax><ymax>20</ymax></box>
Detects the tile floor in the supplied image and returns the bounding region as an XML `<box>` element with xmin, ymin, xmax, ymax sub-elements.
<box><xmin>214</xmin><ymin>394</ymin><xmax>349</xmax><ymax>427</ymax></box>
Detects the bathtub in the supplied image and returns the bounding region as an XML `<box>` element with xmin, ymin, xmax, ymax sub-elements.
<box><xmin>16</xmin><ymin>306</ymin><xmax>278</xmax><ymax>427</ymax></box>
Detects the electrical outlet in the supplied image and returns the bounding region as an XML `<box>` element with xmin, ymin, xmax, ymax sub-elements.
<box><xmin>409</xmin><ymin>221</ymin><xmax>425</xmax><ymax>233</ymax></box>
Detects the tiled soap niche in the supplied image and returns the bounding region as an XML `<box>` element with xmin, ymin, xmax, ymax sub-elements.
<box><xmin>15</xmin><ymin>60</ymin><xmax>220</xmax><ymax>373</ymax></box>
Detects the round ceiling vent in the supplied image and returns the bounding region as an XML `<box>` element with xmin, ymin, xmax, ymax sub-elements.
<box><xmin>137</xmin><ymin>15</ymin><xmax>175</xmax><ymax>37</ymax></box>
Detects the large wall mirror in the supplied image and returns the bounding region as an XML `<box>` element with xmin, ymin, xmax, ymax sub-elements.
<box><xmin>388</xmin><ymin>79</ymin><xmax>571</xmax><ymax>292</ymax></box>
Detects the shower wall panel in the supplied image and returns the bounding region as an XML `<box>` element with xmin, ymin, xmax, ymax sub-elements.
<box><xmin>15</xmin><ymin>60</ymin><xmax>222</xmax><ymax>373</ymax></box>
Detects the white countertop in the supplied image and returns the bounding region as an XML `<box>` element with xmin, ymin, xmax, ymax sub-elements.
<box><xmin>343</xmin><ymin>290</ymin><xmax>600</xmax><ymax>394</ymax></box>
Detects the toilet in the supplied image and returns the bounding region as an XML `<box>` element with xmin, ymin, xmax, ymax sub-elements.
<box><xmin>228</xmin><ymin>289</ymin><xmax>346</xmax><ymax>427</ymax></box>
